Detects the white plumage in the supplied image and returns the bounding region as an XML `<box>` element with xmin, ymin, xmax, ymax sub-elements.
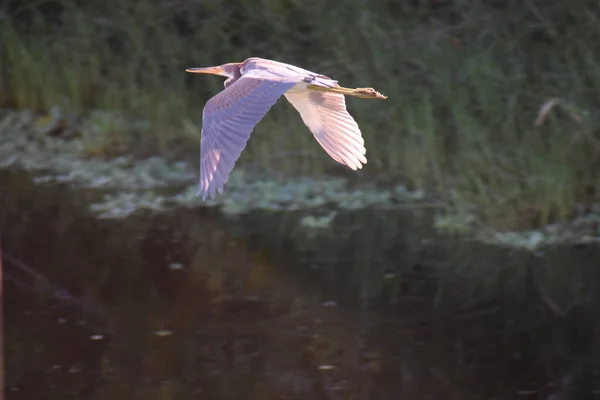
<box><xmin>186</xmin><ymin>57</ymin><xmax>386</xmax><ymax>199</ymax></box>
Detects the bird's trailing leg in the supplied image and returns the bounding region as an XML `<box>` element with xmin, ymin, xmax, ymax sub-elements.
<box><xmin>307</xmin><ymin>85</ymin><xmax>388</xmax><ymax>99</ymax></box>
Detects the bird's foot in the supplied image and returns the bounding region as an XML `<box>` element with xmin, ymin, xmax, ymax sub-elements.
<box><xmin>351</xmin><ymin>87</ymin><xmax>388</xmax><ymax>99</ymax></box>
<box><xmin>308</xmin><ymin>85</ymin><xmax>388</xmax><ymax>99</ymax></box>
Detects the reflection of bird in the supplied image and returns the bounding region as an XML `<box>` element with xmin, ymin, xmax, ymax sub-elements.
<box><xmin>186</xmin><ymin>57</ymin><xmax>388</xmax><ymax>199</ymax></box>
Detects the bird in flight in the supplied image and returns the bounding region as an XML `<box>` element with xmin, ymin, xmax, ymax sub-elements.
<box><xmin>186</xmin><ymin>57</ymin><xmax>387</xmax><ymax>200</ymax></box>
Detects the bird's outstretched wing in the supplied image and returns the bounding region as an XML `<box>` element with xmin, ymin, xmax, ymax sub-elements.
<box><xmin>199</xmin><ymin>71</ymin><xmax>298</xmax><ymax>199</ymax></box>
<box><xmin>284</xmin><ymin>90</ymin><xmax>367</xmax><ymax>170</ymax></box>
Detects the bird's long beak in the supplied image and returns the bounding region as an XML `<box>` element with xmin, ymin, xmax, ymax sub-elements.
<box><xmin>185</xmin><ymin>66</ymin><xmax>226</xmax><ymax>76</ymax></box>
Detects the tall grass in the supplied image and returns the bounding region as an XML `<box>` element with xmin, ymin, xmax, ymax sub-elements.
<box><xmin>1</xmin><ymin>0</ymin><xmax>600</xmax><ymax>229</ymax></box>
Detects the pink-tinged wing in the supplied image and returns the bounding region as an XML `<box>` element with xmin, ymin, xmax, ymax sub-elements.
<box><xmin>198</xmin><ymin>75</ymin><xmax>297</xmax><ymax>199</ymax></box>
<box><xmin>284</xmin><ymin>91</ymin><xmax>367</xmax><ymax>170</ymax></box>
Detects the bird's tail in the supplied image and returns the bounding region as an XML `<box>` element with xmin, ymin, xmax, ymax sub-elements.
<box><xmin>303</xmin><ymin>75</ymin><xmax>339</xmax><ymax>88</ymax></box>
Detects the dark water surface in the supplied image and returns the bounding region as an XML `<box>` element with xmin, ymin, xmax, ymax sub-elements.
<box><xmin>1</xmin><ymin>170</ymin><xmax>599</xmax><ymax>399</ymax></box>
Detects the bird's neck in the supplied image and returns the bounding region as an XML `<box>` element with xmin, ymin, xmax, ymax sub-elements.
<box><xmin>224</xmin><ymin>76</ymin><xmax>238</xmax><ymax>88</ymax></box>
<box><xmin>223</xmin><ymin>64</ymin><xmax>242</xmax><ymax>88</ymax></box>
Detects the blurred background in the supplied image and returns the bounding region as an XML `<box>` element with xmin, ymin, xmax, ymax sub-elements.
<box><xmin>1</xmin><ymin>0</ymin><xmax>600</xmax><ymax>398</ymax></box>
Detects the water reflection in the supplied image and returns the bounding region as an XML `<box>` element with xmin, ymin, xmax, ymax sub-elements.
<box><xmin>1</xmin><ymin>170</ymin><xmax>599</xmax><ymax>399</ymax></box>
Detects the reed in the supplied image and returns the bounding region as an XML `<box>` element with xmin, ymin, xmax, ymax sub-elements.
<box><xmin>1</xmin><ymin>0</ymin><xmax>599</xmax><ymax>228</ymax></box>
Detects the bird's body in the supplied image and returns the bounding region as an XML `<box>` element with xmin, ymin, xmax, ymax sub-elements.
<box><xmin>186</xmin><ymin>57</ymin><xmax>387</xmax><ymax>199</ymax></box>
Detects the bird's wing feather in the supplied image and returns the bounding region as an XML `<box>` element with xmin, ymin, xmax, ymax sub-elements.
<box><xmin>199</xmin><ymin>70</ymin><xmax>298</xmax><ymax>199</ymax></box>
<box><xmin>284</xmin><ymin>90</ymin><xmax>367</xmax><ymax>170</ymax></box>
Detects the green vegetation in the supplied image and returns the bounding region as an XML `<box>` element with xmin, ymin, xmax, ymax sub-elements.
<box><xmin>1</xmin><ymin>0</ymin><xmax>600</xmax><ymax>229</ymax></box>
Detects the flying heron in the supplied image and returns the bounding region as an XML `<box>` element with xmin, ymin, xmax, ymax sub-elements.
<box><xmin>186</xmin><ymin>57</ymin><xmax>387</xmax><ymax>199</ymax></box>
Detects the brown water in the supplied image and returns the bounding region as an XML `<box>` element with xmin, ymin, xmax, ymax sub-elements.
<box><xmin>1</xmin><ymin>169</ymin><xmax>599</xmax><ymax>399</ymax></box>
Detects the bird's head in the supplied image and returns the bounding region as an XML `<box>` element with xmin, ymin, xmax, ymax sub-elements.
<box><xmin>186</xmin><ymin>62</ymin><xmax>242</xmax><ymax>88</ymax></box>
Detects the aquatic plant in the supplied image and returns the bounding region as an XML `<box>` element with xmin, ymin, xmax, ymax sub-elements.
<box><xmin>1</xmin><ymin>0</ymin><xmax>600</xmax><ymax>229</ymax></box>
